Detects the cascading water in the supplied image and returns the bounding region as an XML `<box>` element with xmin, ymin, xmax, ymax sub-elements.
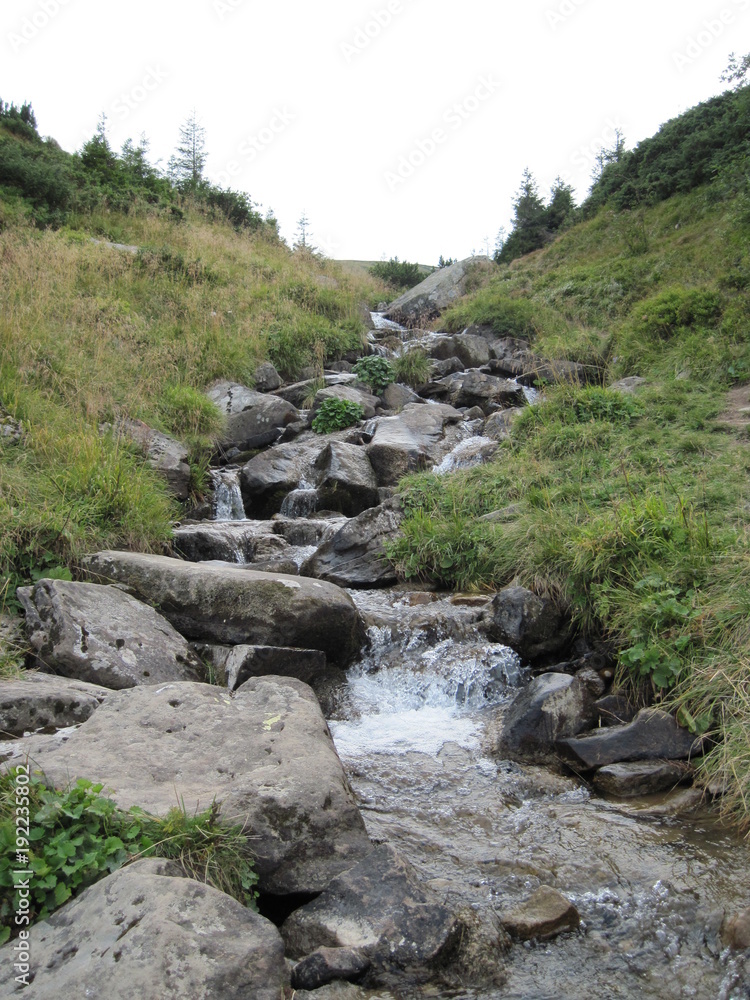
<box><xmin>432</xmin><ymin>435</ymin><xmax>498</xmax><ymax>475</ymax></box>
<box><xmin>210</xmin><ymin>469</ymin><xmax>246</xmax><ymax>521</ymax></box>
<box><xmin>279</xmin><ymin>478</ymin><xmax>318</xmax><ymax>518</ymax></box>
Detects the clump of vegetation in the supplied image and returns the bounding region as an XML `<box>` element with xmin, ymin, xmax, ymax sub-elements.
<box><xmin>353</xmin><ymin>356</ymin><xmax>395</xmax><ymax>394</ymax></box>
<box><xmin>369</xmin><ymin>257</ymin><xmax>424</xmax><ymax>291</ymax></box>
<box><xmin>0</xmin><ymin>770</ymin><xmax>258</xmax><ymax>942</ymax></box>
<box><xmin>393</xmin><ymin>348</ymin><xmax>431</xmax><ymax>388</ymax></box>
<box><xmin>312</xmin><ymin>398</ymin><xmax>365</xmax><ymax>433</ymax></box>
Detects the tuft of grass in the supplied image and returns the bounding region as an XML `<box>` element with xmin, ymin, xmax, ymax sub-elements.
<box><xmin>393</xmin><ymin>348</ymin><xmax>431</xmax><ymax>388</ymax></box>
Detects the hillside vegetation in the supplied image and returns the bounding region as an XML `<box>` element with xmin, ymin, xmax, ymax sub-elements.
<box><xmin>0</xmin><ymin>110</ymin><xmax>384</xmax><ymax>618</ymax></box>
<box><xmin>391</xmin><ymin>84</ymin><xmax>750</xmax><ymax>826</ymax></box>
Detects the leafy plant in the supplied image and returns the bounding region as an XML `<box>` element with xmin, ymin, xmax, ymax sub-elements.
<box><xmin>0</xmin><ymin>771</ymin><xmax>258</xmax><ymax>943</ymax></box>
<box><xmin>353</xmin><ymin>356</ymin><xmax>395</xmax><ymax>394</ymax></box>
<box><xmin>312</xmin><ymin>398</ymin><xmax>364</xmax><ymax>433</ymax></box>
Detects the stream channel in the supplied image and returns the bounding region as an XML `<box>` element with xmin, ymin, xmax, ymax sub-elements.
<box><xmin>202</xmin><ymin>317</ymin><xmax>750</xmax><ymax>1000</ymax></box>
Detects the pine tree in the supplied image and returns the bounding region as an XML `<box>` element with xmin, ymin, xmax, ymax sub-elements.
<box><xmin>80</xmin><ymin>113</ymin><xmax>117</xmax><ymax>177</ymax></box>
<box><xmin>170</xmin><ymin>110</ymin><xmax>207</xmax><ymax>189</ymax></box>
<box><xmin>294</xmin><ymin>211</ymin><xmax>312</xmax><ymax>250</ymax></box>
<box><xmin>546</xmin><ymin>176</ymin><xmax>576</xmax><ymax>232</ymax></box>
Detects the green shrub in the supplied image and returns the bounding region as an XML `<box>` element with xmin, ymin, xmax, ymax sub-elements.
<box><xmin>441</xmin><ymin>291</ymin><xmax>542</xmax><ymax>339</ymax></box>
<box><xmin>633</xmin><ymin>288</ymin><xmax>722</xmax><ymax>340</ymax></box>
<box><xmin>392</xmin><ymin>348</ymin><xmax>431</xmax><ymax>388</ymax></box>
<box><xmin>353</xmin><ymin>356</ymin><xmax>395</xmax><ymax>394</ymax></box>
<box><xmin>312</xmin><ymin>398</ymin><xmax>365</xmax><ymax>433</ymax></box>
<box><xmin>369</xmin><ymin>257</ymin><xmax>423</xmax><ymax>291</ymax></box>
<box><xmin>0</xmin><ymin>770</ymin><xmax>258</xmax><ymax>943</ymax></box>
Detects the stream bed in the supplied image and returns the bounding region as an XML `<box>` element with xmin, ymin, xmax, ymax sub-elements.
<box><xmin>325</xmin><ymin>590</ymin><xmax>750</xmax><ymax>1000</ymax></box>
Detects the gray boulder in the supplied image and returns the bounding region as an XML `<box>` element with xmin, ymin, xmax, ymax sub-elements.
<box><xmin>557</xmin><ymin>709</ymin><xmax>704</xmax><ymax>769</ymax></box>
<box><xmin>499</xmin><ymin>886</ymin><xmax>580</xmax><ymax>941</ymax></box>
<box><xmin>0</xmin><ymin>859</ymin><xmax>288</xmax><ymax>999</ymax></box>
<box><xmin>313</xmin><ymin>385</ymin><xmax>380</xmax><ymax>421</ymax></box>
<box><xmin>292</xmin><ymin>948</ymin><xmax>371</xmax><ymax>991</ymax></box>
<box><xmin>451</xmin><ymin>371</ymin><xmax>526</xmax><ymax>412</ymax></box>
<box><xmin>304</xmin><ymin>501</ymin><xmax>402</xmax><ymax>588</ymax></box>
<box><xmin>496</xmin><ymin>673</ymin><xmax>597</xmax><ymax>762</ymax></box>
<box><xmin>17</xmin><ymin>579</ymin><xmax>203</xmax><ymax>690</ymax></box>
<box><xmin>485</xmin><ymin>586</ymin><xmax>567</xmax><ymax>661</ymax></box>
<box><xmin>384</xmin><ymin>256</ymin><xmax>493</xmax><ymax>326</ymax></box>
<box><xmin>429</xmin><ymin>356</ymin><xmax>465</xmax><ymax>379</ymax></box>
<box><xmin>592</xmin><ymin>760</ymin><xmax>691</xmax><ymax>798</ymax></box>
<box><xmin>14</xmin><ymin>679</ymin><xmax>372</xmax><ymax>894</ymax></box>
<box><xmin>314</xmin><ymin>442</ymin><xmax>380</xmax><ymax>516</ymax></box>
<box><xmin>115</xmin><ymin>418</ymin><xmax>191</xmax><ymax>500</ymax></box>
<box><xmin>381</xmin><ymin>382</ymin><xmax>421</xmax><ymax>410</ymax></box>
<box><xmin>82</xmin><ymin>551</ymin><xmax>364</xmax><ymax>666</ymax></box>
<box><xmin>253</xmin><ymin>361</ymin><xmax>282</xmax><ymax>393</ymax></box>
<box><xmin>0</xmin><ymin>673</ymin><xmax>109</xmax><ymax>737</ymax></box>
<box><xmin>207</xmin><ymin>383</ymin><xmax>300</xmax><ymax>453</ymax></box>
<box><xmin>282</xmin><ymin>844</ymin><xmax>462</xmax><ymax>984</ymax></box>
<box><xmin>276</xmin><ymin>373</ymin><xmax>358</xmax><ymax>408</ymax></box>
<box><xmin>240</xmin><ymin>441</ymin><xmax>312</xmax><ymax>517</ymax></box>
<box><xmin>173</xmin><ymin>520</ymin><xmax>276</xmax><ymax>564</ymax></box>
<box><xmin>195</xmin><ymin>643</ymin><xmax>328</xmax><ymax>691</ymax></box>
<box><xmin>366</xmin><ymin>403</ymin><xmax>462</xmax><ymax>486</ymax></box>
<box><xmin>609</xmin><ymin>376</ymin><xmax>647</xmax><ymax>394</ymax></box>
<box><xmin>452</xmin><ymin>333</ymin><xmax>491</xmax><ymax>369</ymax></box>
<box><xmin>428</xmin><ymin>337</ymin><xmax>458</xmax><ymax>361</ymax></box>
<box><xmin>484</xmin><ymin>408</ymin><xmax>524</xmax><ymax>441</ymax></box>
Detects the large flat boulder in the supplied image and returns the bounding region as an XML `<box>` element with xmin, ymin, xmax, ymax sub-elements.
<box><xmin>207</xmin><ymin>383</ymin><xmax>300</xmax><ymax>453</ymax></box>
<box><xmin>13</xmin><ymin>679</ymin><xmax>372</xmax><ymax>894</ymax></box>
<box><xmin>17</xmin><ymin>579</ymin><xmax>203</xmax><ymax>690</ymax></box>
<box><xmin>383</xmin><ymin>257</ymin><xmax>493</xmax><ymax>326</ymax></box>
<box><xmin>173</xmin><ymin>520</ymin><xmax>276</xmax><ymax>564</ymax></box>
<box><xmin>82</xmin><ymin>551</ymin><xmax>364</xmax><ymax>666</ymax></box>
<box><xmin>304</xmin><ymin>501</ymin><xmax>402</xmax><ymax>588</ymax></box>
<box><xmin>592</xmin><ymin>760</ymin><xmax>692</xmax><ymax>798</ymax></box>
<box><xmin>282</xmin><ymin>845</ymin><xmax>462</xmax><ymax>985</ymax></box>
<box><xmin>557</xmin><ymin>709</ymin><xmax>704</xmax><ymax>770</ymax></box>
<box><xmin>366</xmin><ymin>403</ymin><xmax>463</xmax><ymax>486</ymax></box>
<box><xmin>0</xmin><ymin>859</ymin><xmax>288</xmax><ymax>999</ymax></box>
<box><xmin>0</xmin><ymin>673</ymin><xmax>110</xmax><ymax>737</ymax></box>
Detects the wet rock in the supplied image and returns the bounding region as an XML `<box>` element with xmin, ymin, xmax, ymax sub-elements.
<box><xmin>452</xmin><ymin>333</ymin><xmax>491</xmax><ymax>369</ymax></box>
<box><xmin>12</xmin><ymin>679</ymin><xmax>372</xmax><ymax>894</ymax></box>
<box><xmin>499</xmin><ymin>886</ymin><xmax>580</xmax><ymax>941</ymax></box>
<box><xmin>381</xmin><ymin>382</ymin><xmax>421</xmax><ymax>410</ymax></box>
<box><xmin>557</xmin><ymin>709</ymin><xmax>704</xmax><ymax>770</ymax></box>
<box><xmin>592</xmin><ymin>760</ymin><xmax>692</xmax><ymax>798</ymax></box>
<box><xmin>429</xmin><ymin>356</ymin><xmax>465</xmax><ymax>379</ymax></box>
<box><xmin>17</xmin><ymin>579</ymin><xmax>203</xmax><ymax>690</ymax></box>
<box><xmin>496</xmin><ymin>673</ymin><xmax>597</xmax><ymax>762</ymax></box>
<box><xmin>253</xmin><ymin>361</ymin><xmax>282</xmax><ymax>393</ymax></box>
<box><xmin>0</xmin><ymin>859</ymin><xmax>289</xmax><ymax>1000</ymax></box>
<box><xmin>0</xmin><ymin>673</ymin><xmax>109</xmax><ymax>737</ymax></box>
<box><xmin>114</xmin><ymin>417</ymin><xmax>191</xmax><ymax>500</ymax></box>
<box><xmin>81</xmin><ymin>551</ymin><xmax>364</xmax><ymax>666</ymax></box>
<box><xmin>484</xmin><ymin>408</ymin><xmax>524</xmax><ymax>441</ymax></box>
<box><xmin>313</xmin><ymin>385</ymin><xmax>380</xmax><ymax>421</ymax></box>
<box><xmin>208</xmin><ymin>384</ymin><xmax>300</xmax><ymax>453</ymax></box>
<box><xmin>595</xmin><ymin>694</ymin><xmax>639</xmax><ymax>727</ymax></box>
<box><xmin>314</xmin><ymin>442</ymin><xmax>380</xmax><ymax>516</ymax></box>
<box><xmin>173</xmin><ymin>520</ymin><xmax>271</xmax><ymax>563</ymax></box>
<box><xmin>451</xmin><ymin>371</ymin><xmax>526</xmax><ymax>412</ymax></box>
<box><xmin>384</xmin><ymin>256</ymin><xmax>493</xmax><ymax>326</ymax></box>
<box><xmin>429</xmin><ymin>336</ymin><xmax>458</xmax><ymax>361</ymax></box>
<box><xmin>485</xmin><ymin>586</ymin><xmax>567</xmax><ymax>661</ymax></box>
<box><xmin>195</xmin><ymin>643</ymin><xmax>328</xmax><ymax>691</ymax></box>
<box><xmin>291</xmin><ymin>947</ymin><xmax>371</xmax><ymax>991</ymax></box>
<box><xmin>273</xmin><ymin>515</ymin><xmax>347</xmax><ymax>548</ymax></box>
<box><xmin>366</xmin><ymin>402</ymin><xmax>463</xmax><ymax>486</ymax></box>
<box><xmin>304</xmin><ymin>501</ymin><xmax>402</xmax><ymax>588</ymax></box>
<box><xmin>722</xmin><ymin>907</ymin><xmax>750</xmax><ymax>950</ymax></box>
<box><xmin>276</xmin><ymin>373</ymin><xmax>358</xmax><ymax>408</ymax></box>
<box><xmin>282</xmin><ymin>844</ymin><xmax>463</xmax><ymax>984</ymax></box>
<box><xmin>240</xmin><ymin>441</ymin><xmax>316</xmax><ymax>518</ymax></box>
<box><xmin>575</xmin><ymin>666</ymin><xmax>607</xmax><ymax>699</ymax></box>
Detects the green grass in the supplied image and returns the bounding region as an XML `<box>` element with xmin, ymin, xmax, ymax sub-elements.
<box><xmin>392</xmin><ymin>179</ymin><xmax>750</xmax><ymax>828</ymax></box>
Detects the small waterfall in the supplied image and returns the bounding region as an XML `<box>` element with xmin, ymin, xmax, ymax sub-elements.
<box><xmin>521</xmin><ymin>383</ymin><xmax>540</xmax><ymax>405</ymax></box>
<box><xmin>432</xmin><ymin>436</ymin><xmax>498</xmax><ymax>476</ymax></box>
<box><xmin>211</xmin><ymin>469</ymin><xmax>246</xmax><ymax>521</ymax></box>
<box><xmin>280</xmin><ymin>479</ymin><xmax>318</xmax><ymax>519</ymax></box>
<box><xmin>370</xmin><ymin>311</ymin><xmax>407</xmax><ymax>332</ymax></box>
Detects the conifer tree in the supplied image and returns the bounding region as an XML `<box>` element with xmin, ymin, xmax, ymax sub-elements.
<box><xmin>170</xmin><ymin>110</ymin><xmax>207</xmax><ymax>189</ymax></box>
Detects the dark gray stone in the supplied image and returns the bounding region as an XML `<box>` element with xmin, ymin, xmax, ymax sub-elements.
<box><xmin>304</xmin><ymin>501</ymin><xmax>402</xmax><ymax>588</ymax></box>
<box><xmin>196</xmin><ymin>643</ymin><xmax>328</xmax><ymax>691</ymax></box>
<box><xmin>0</xmin><ymin>673</ymin><xmax>109</xmax><ymax>737</ymax></box>
<box><xmin>292</xmin><ymin>948</ymin><xmax>371</xmax><ymax>991</ymax></box>
<box><xmin>484</xmin><ymin>408</ymin><xmax>524</xmax><ymax>441</ymax></box>
<box><xmin>381</xmin><ymin>383</ymin><xmax>421</xmax><ymax>410</ymax></box>
<box><xmin>496</xmin><ymin>673</ymin><xmax>597</xmax><ymax>762</ymax></box>
<box><xmin>314</xmin><ymin>442</ymin><xmax>380</xmax><ymax>516</ymax></box>
<box><xmin>366</xmin><ymin>403</ymin><xmax>462</xmax><ymax>486</ymax></box>
<box><xmin>254</xmin><ymin>361</ymin><xmax>282</xmax><ymax>392</ymax></box>
<box><xmin>209</xmin><ymin>386</ymin><xmax>300</xmax><ymax>453</ymax></box>
<box><xmin>312</xmin><ymin>385</ymin><xmax>380</xmax><ymax>421</ymax></box>
<box><xmin>557</xmin><ymin>709</ymin><xmax>705</xmax><ymax>770</ymax></box>
<box><xmin>115</xmin><ymin>418</ymin><xmax>191</xmax><ymax>500</ymax></box>
<box><xmin>499</xmin><ymin>886</ymin><xmax>580</xmax><ymax>941</ymax></box>
<box><xmin>485</xmin><ymin>586</ymin><xmax>567</xmax><ymax>660</ymax></box>
<box><xmin>595</xmin><ymin>694</ymin><xmax>639</xmax><ymax>727</ymax></box>
<box><xmin>384</xmin><ymin>256</ymin><xmax>494</xmax><ymax>326</ymax></box>
<box><xmin>17</xmin><ymin>579</ymin><xmax>203</xmax><ymax>690</ymax></box>
<box><xmin>451</xmin><ymin>371</ymin><xmax>526</xmax><ymax>412</ymax></box>
<box><xmin>452</xmin><ymin>333</ymin><xmax>491</xmax><ymax>369</ymax></box>
<box><xmin>592</xmin><ymin>760</ymin><xmax>692</xmax><ymax>798</ymax></box>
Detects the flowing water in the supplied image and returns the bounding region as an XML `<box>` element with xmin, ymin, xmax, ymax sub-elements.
<box><xmin>210</xmin><ymin>468</ymin><xmax>246</xmax><ymax>521</ymax></box>
<box><xmin>280</xmin><ymin>478</ymin><xmax>319</xmax><ymax>519</ymax></box>
<box><xmin>326</xmin><ymin>590</ymin><xmax>750</xmax><ymax>1000</ymax></box>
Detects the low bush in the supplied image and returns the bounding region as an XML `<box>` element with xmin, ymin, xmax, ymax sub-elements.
<box><xmin>312</xmin><ymin>397</ymin><xmax>365</xmax><ymax>433</ymax></box>
<box><xmin>353</xmin><ymin>356</ymin><xmax>395</xmax><ymax>394</ymax></box>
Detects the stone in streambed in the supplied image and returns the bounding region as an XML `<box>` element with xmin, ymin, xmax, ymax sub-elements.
<box><xmin>207</xmin><ymin>382</ymin><xmax>300</xmax><ymax>452</ymax></box>
<box><xmin>17</xmin><ymin>579</ymin><xmax>203</xmax><ymax>690</ymax></box>
<box><xmin>495</xmin><ymin>672</ymin><xmax>597</xmax><ymax>762</ymax></box>
<box><xmin>81</xmin><ymin>551</ymin><xmax>364</xmax><ymax>666</ymax></box>
<box><xmin>291</xmin><ymin>947</ymin><xmax>371</xmax><ymax>991</ymax></box>
<box><xmin>485</xmin><ymin>586</ymin><xmax>568</xmax><ymax>661</ymax></box>
<box><xmin>8</xmin><ymin>678</ymin><xmax>371</xmax><ymax>894</ymax></box>
<box><xmin>499</xmin><ymin>886</ymin><xmax>580</xmax><ymax>941</ymax></box>
<box><xmin>304</xmin><ymin>501</ymin><xmax>402</xmax><ymax>588</ymax></box>
<box><xmin>557</xmin><ymin>709</ymin><xmax>704</xmax><ymax>769</ymax></box>
<box><xmin>592</xmin><ymin>760</ymin><xmax>692</xmax><ymax>798</ymax></box>
<box><xmin>314</xmin><ymin>442</ymin><xmax>380</xmax><ymax>516</ymax></box>
<box><xmin>195</xmin><ymin>643</ymin><xmax>328</xmax><ymax>691</ymax></box>
<box><xmin>0</xmin><ymin>859</ymin><xmax>288</xmax><ymax>1000</ymax></box>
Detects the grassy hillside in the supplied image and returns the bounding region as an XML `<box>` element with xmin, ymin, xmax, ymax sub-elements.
<box><xmin>390</xmin><ymin>116</ymin><xmax>750</xmax><ymax>823</ymax></box>
<box><xmin>0</xmin><ymin>115</ymin><xmax>385</xmax><ymax>617</ymax></box>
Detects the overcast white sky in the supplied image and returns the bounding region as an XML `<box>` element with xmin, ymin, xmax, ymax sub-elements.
<box><xmin>2</xmin><ymin>0</ymin><xmax>747</xmax><ymax>263</ymax></box>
